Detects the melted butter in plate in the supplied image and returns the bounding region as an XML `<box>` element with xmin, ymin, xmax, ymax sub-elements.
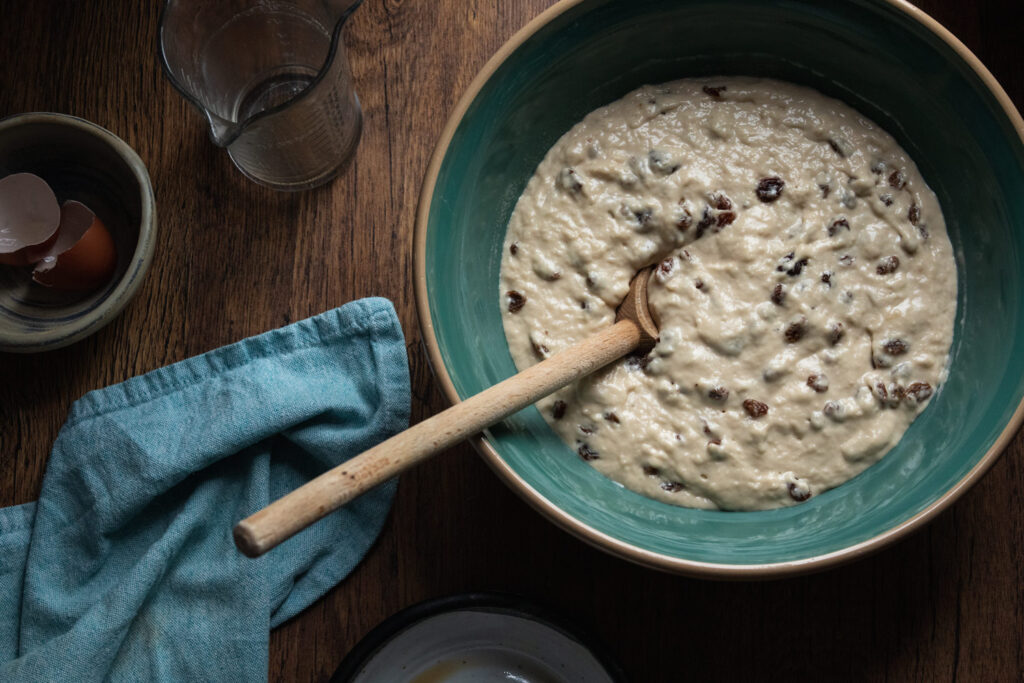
<box><xmin>410</xmin><ymin>651</ymin><xmax>562</xmax><ymax>683</ymax></box>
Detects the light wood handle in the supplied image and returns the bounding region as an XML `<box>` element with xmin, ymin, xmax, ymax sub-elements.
<box><xmin>233</xmin><ymin>319</ymin><xmax>641</xmax><ymax>557</ymax></box>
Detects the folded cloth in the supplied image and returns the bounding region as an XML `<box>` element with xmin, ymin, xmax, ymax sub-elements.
<box><xmin>0</xmin><ymin>298</ymin><xmax>410</xmax><ymax>682</ymax></box>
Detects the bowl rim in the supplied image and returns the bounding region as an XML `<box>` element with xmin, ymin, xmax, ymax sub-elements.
<box><xmin>0</xmin><ymin>112</ymin><xmax>157</xmax><ymax>353</ymax></box>
<box><xmin>413</xmin><ymin>0</ymin><xmax>1024</xmax><ymax>578</ymax></box>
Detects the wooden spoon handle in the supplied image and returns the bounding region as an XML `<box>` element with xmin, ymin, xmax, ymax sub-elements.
<box><xmin>233</xmin><ymin>318</ymin><xmax>642</xmax><ymax>557</ymax></box>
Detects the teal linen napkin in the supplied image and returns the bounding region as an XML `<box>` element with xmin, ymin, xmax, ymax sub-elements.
<box><xmin>0</xmin><ymin>298</ymin><xmax>409</xmax><ymax>681</ymax></box>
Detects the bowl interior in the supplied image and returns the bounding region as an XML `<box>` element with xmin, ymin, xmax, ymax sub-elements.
<box><xmin>0</xmin><ymin>116</ymin><xmax>152</xmax><ymax>351</ymax></box>
<box><xmin>422</xmin><ymin>0</ymin><xmax>1024</xmax><ymax>567</ymax></box>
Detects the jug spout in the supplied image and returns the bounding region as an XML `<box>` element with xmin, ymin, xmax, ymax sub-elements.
<box><xmin>159</xmin><ymin>0</ymin><xmax>366</xmax><ymax>190</ymax></box>
<box><xmin>205</xmin><ymin>112</ymin><xmax>239</xmax><ymax>148</ymax></box>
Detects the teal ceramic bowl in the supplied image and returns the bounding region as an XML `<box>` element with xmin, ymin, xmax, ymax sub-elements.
<box><xmin>415</xmin><ymin>0</ymin><xmax>1024</xmax><ymax>577</ymax></box>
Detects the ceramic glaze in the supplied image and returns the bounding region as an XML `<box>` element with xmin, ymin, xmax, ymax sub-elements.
<box><xmin>418</xmin><ymin>0</ymin><xmax>1024</xmax><ymax>573</ymax></box>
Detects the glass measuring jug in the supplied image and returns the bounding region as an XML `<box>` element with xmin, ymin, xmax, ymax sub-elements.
<box><xmin>159</xmin><ymin>0</ymin><xmax>364</xmax><ymax>191</ymax></box>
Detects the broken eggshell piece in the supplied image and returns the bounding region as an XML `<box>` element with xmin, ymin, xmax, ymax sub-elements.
<box><xmin>33</xmin><ymin>201</ymin><xmax>117</xmax><ymax>290</ymax></box>
<box><xmin>0</xmin><ymin>172</ymin><xmax>61</xmax><ymax>265</ymax></box>
<box><xmin>33</xmin><ymin>201</ymin><xmax>97</xmax><ymax>271</ymax></box>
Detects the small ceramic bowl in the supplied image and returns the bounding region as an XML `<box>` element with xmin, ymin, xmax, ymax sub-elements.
<box><xmin>330</xmin><ymin>593</ymin><xmax>624</xmax><ymax>682</ymax></box>
<box><xmin>415</xmin><ymin>0</ymin><xmax>1024</xmax><ymax>577</ymax></box>
<box><xmin>0</xmin><ymin>113</ymin><xmax>156</xmax><ymax>353</ymax></box>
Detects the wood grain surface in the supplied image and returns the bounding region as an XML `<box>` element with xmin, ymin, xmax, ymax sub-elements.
<box><xmin>1</xmin><ymin>1</ymin><xmax>1022</xmax><ymax>681</ymax></box>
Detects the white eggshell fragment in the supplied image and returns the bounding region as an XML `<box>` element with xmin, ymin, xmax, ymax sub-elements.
<box><xmin>32</xmin><ymin>200</ymin><xmax>97</xmax><ymax>274</ymax></box>
<box><xmin>0</xmin><ymin>173</ymin><xmax>60</xmax><ymax>254</ymax></box>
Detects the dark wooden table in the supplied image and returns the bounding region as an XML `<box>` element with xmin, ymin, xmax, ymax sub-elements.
<box><xmin>2</xmin><ymin>1</ymin><xmax>1022</xmax><ymax>680</ymax></box>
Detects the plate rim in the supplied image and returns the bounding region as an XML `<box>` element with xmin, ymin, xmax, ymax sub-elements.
<box><xmin>329</xmin><ymin>592</ymin><xmax>626</xmax><ymax>682</ymax></box>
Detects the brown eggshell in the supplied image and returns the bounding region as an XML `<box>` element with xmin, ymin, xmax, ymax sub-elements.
<box><xmin>0</xmin><ymin>230</ymin><xmax>59</xmax><ymax>266</ymax></box>
<box><xmin>0</xmin><ymin>172</ymin><xmax>60</xmax><ymax>256</ymax></box>
<box><xmin>33</xmin><ymin>200</ymin><xmax>96</xmax><ymax>267</ymax></box>
<box><xmin>32</xmin><ymin>216</ymin><xmax>117</xmax><ymax>290</ymax></box>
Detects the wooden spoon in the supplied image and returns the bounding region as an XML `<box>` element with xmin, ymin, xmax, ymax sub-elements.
<box><xmin>233</xmin><ymin>266</ymin><xmax>659</xmax><ymax>557</ymax></box>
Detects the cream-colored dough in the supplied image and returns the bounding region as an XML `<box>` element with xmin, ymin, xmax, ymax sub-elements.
<box><xmin>499</xmin><ymin>78</ymin><xmax>956</xmax><ymax>510</ymax></box>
